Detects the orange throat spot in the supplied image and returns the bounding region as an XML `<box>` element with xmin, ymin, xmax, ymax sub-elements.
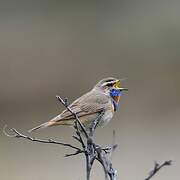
<box><xmin>112</xmin><ymin>95</ymin><xmax>120</xmax><ymax>103</ymax></box>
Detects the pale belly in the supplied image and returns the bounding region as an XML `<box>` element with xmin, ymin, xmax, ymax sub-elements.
<box><xmin>98</xmin><ymin>109</ymin><xmax>114</xmax><ymax>127</ymax></box>
<box><xmin>77</xmin><ymin>109</ymin><xmax>114</xmax><ymax>130</ymax></box>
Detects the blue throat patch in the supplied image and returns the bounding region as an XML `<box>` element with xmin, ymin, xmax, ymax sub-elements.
<box><xmin>110</xmin><ymin>89</ymin><xmax>121</xmax><ymax>97</ymax></box>
<box><xmin>109</xmin><ymin>89</ymin><xmax>121</xmax><ymax>111</ymax></box>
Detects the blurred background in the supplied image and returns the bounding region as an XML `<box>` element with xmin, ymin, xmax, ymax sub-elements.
<box><xmin>0</xmin><ymin>0</ymin><xmax>180</xmax><ymax>179</ymax></box>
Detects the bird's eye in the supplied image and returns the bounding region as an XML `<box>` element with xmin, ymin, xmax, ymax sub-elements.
<box><xmin>106</xmin><ymin>82</ymin><xmax>114</xmax><ymax>87</ymax></box>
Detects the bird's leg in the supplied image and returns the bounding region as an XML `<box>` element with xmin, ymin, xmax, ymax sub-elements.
<box><xmin>89</xmin><ymin>110</ymin><xmax>105</xmax><ymax>137</ymax></box>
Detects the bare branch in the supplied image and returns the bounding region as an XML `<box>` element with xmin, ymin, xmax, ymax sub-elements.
<box><xmin>3</xmin><ymin>125</ymin><xmax>81</xmax><ymax>151</ymax></box>
<box><xmin>89</xmin><ymin>110</ymin><xmax>105</xmax><ymax>137</ymax></box>
<box><xmin>96</xmin><ymin>146</ymin><xmax>117</xmax><ymax>180</ymax></box>
<box><xmin>3</xmin><ymin>92</ymin><xmax>118</xmax><ymax>180</ymax></box>
<box><xmin>144</xmin><ymin>160</ymin><xmax>172</xmax><ymax>180</ymax></box>
<box><xmin>3</xmin><ymin>94</ymin><xmax>172</xmax><ymax>180</ymax></box>
<box><xmin>3</xmin><ymin>124</ymin><xmax>17</xmax><ymax>137</ymax></box>
<box><xmin>55</xmin><ymin>95</ymin><xmax>118</xmax><ymax>179</ymax></box>
<box><xmin>74</xmin><ymin>121</ymin><xmax>86</xmax><ymax>149</ymax></box>
<box><xmin>65</xmin><ymin>150</ymin><xmax>85</xmax><ymax>157</ymax></box>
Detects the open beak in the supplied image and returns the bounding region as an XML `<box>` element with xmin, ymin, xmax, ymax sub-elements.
<box><xmin>113</xmin><ymin>79</ymin><xmax>128</xmax><ymax>91</ymax></box>
<box><xmin>117</xmin><ymin>87</ymin><xmax>128</xmax><ymax>91</ymax></box>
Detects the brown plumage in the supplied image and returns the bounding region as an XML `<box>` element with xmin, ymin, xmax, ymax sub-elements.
<box><xmin>29</xmin><ymin>77</ymin><xmax>127</xmax><ymax>133</ymax></box>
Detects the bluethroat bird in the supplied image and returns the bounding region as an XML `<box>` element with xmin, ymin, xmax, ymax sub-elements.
<box><xmin>29</xmin><ymin>77</ymin><xmax>128</xmax><ymax>133</ymax></box>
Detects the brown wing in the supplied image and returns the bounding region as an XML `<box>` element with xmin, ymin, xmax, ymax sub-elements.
<box><xmin>28</xmin><ymin>91</ymin><xmax>110</xmax><ymax>132</ymax></box>
<box><xmin>51</xmin><ymin>91</ymin><xmax>109</xmax><ymax>122</ymax></box>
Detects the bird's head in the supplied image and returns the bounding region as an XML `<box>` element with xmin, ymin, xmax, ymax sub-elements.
<box><xmin>94</xmin><ymin>77</ymin><xmax>128</xmax><ymax>103</ymax></box>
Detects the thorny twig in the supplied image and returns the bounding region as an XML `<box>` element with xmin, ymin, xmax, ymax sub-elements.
<box><xmin>144</xmin><ymin>160</ymin><xmax>172</xmax><ymax>180</ymax></box>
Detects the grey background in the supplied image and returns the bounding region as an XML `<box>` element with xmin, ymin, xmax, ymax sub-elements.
<box><xmin>0</xmin><ymin>0</ymin><xmax>180</xmax><ymax>179</ymax></box>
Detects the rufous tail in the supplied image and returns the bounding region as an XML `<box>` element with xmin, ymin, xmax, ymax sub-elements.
<box><xmin>28</xmin><ymin>121</ymin><xmax>55</xmax><ymax>133</ymax></box>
